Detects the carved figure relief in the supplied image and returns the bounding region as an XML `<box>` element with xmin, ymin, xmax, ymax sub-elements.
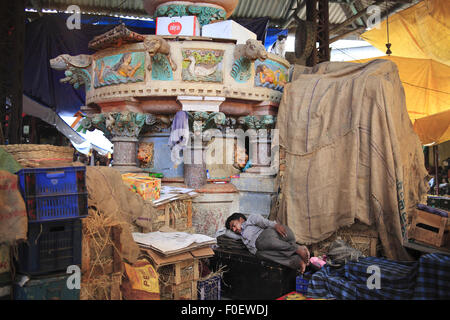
<box><xmin>254</xmin><ymin>59</ymin><xmax>288</xmax><ymax>92</ymax></box>
<box><xmin>94</xmin><ymin>52</ymin><xmax>145</xmax><ymax>88</ymax></box>
<box><xmin>182</xmin><ymin>49</ymin><xmax>224</xmax><ymax>83</ymax></box>
<box><xmin>50</xmin><ymin>54</ymin><xmax>93</xmax><ymax>90</ymax></box>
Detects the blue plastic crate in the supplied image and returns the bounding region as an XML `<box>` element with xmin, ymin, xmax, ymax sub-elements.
<box><xmin>17</xmin><ymin>166</ymin><xmax>87</xmax><ymax>222</ymax></box>
<box><xmin>14</xmin><ymin>274</ymin><xmax>79</xmax><ymax>300</ymax></box>
<box><xmin>16</xmin><ymin>219</ymin><xmax>82</xmax><ymax>276</ymax></box>
<box><xmin>296</xmin><ymin>275</ymin><xmax>309</xmax><ymax>295</ymax></box>
<box><xmin>197</xmin><ymin>275</ymin><xmax>221</xmax><ymax>300</ymax></box>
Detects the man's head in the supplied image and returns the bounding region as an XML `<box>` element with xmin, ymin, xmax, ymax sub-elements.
<box><xmin>225</xmin><ymin>213</ymin><xmax>247</xmax><ymax>234</ymax></box>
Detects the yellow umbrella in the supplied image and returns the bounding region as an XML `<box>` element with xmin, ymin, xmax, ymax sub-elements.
<box><xmin>353</xmin><ymin>56</ymin><xmax>450</xmax><ymax>123</ymax></box>
<box><xmin>361</xmin><ymin>0</ymin><xmax>450</xmax><ymax>66</ymax></box>
<box><xmin>355</xmin><ymin>0</ymin><xmax>450</xmax><ymax>143</ymax></box>
<box><xmin>413</xmin><ymin>109</ymin><xmax>450</xmax><ymax>145</ymax></box>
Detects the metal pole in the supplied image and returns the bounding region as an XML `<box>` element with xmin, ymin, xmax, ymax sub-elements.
<box><xmin>433</xmin><ymin>145</ymin><xmax>439</xmax><ymax>196</ymax></box>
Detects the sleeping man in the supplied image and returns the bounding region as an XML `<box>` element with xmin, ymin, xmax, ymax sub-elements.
<box><xmin>224</xmin><ymin>213</ymin><xmax>310</xmax><ymax>273</ymax></box>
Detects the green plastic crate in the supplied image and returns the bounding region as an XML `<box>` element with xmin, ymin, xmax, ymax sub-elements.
<box><xmin>13</xmin><ymin>274</ymin><xmax>79</xmax><ymax>300</ymax></box>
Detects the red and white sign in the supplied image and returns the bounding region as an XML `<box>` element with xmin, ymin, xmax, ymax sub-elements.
<box><xmin>156</xmin><ymin>16</ymin><xmax>200</xmax><ymax>37</ymax></box>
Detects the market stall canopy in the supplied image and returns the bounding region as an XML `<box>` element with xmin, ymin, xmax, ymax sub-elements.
<box><xmin>353</xmin><ymin>56</ymin><xmax>450</xmax><ymax>123</ymax></box>
<box><xmin>356</xmin><ymin>0</ymin><xmax>450</xmax><ymax>144</ymax></box>
<box><xmin>361</xmin><ymin>0</ymin><xmax>450</xmax><ymax>66</ymax></box>
<box><xmin>412</xmin><ymin>109</ymin><xmax>450</xmax><ymax>145</ymax></box>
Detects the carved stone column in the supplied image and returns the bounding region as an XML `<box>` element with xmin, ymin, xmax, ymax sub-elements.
<box><xmin>80</xmin><ymin>111</ymin><xmax>147</xmax><ymax>173</ymax></box>
<box><xmin>238</xmin><ymin>115</ymin><xmax>278</xmax><ymax>175</ymax></box>
<box><xmin>106</xmin><ymin>111</ymin><xmax>147</xmax><ymax>173</ymax></box>
<box><xmin>183</xmin><ymin>111</ymin><xmax>226</xmax><ymax>189</ymax></box>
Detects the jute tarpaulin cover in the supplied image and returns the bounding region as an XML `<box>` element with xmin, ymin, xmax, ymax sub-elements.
<box><xmin>274</xmin><ymin>60</ymin><xmax>428</xmax><ymax>261</ymax></box>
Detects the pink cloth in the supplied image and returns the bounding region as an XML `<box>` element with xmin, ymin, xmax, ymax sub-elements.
<box><xmin>310</xmin><ymin>257</ymin><xmax>326</xmax><ymax>268</ymax></box>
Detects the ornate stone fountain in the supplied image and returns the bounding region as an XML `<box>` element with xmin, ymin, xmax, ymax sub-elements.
<box><xmin>50</xmin><ymin>0</ymin><xmax>290</xmax><ymax>206</ymax></box>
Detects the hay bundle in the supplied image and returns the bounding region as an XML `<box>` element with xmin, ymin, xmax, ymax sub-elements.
<box><xmin>310</xmin><ymin>222</ymin><xmax>381</xmax><ymax>258</ymax></box>
<box><xmin>80</xmin><ymin>273</ymin><xmax>122</xmax><ymax>300</ymax></box>
<box><xmin>81</xmin><ymin>208</ymin><xmax>125</xmax><ymax>300</ymax></box>
<box><xmin>80</xmin><ymin>167</ymin><xmax>151</xmax><ymax>300</ymax></box>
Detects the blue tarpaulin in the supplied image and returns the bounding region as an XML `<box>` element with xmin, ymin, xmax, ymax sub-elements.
<box><xmin>265</xmin><ymin>28</ymin><xmax>288</xmax><ymax>50</ymax></box>
<box><xmin>24</xmin><ymin>14</ymin><xmax>155</xmax><ymax>116</ymax></box>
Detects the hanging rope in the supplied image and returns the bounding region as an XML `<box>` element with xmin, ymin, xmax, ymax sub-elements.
<box><xmin>385</xmin><ymin>0</ymin><xmax>392</xmax><ymax>55</ymax></box>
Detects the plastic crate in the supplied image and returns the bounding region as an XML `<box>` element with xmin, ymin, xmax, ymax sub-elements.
<box><xmin>296</xmin><ymin>275</ymin><xmax>309</xmax><ymax>295</ymax></box>
<box><xmin>17</xmin><ymin>166</ymin><xmax>88</xmax><ymax>222</ymax></box>
<box><xmin>16</xmin><ymin>219</ymin><xmax>82</xmax><ymax>276</ymax></box>
<box><xmin>211</xmin><ymin>248</ymin><xmax>297</xmax><ymax>300</ymax></box>
<box><xmin>197</xmin><ymin>275</ymin><xmax>221</xmax><ymax>300</ymax></box>
<box><xmin>427</xmin><ymin>196</ymin><xmax>450</xmax><ymax>211</ymax></box>
<box><xmin>13</xmin><ymin>274</ymin><xmax>79</xmax><ymax>300</ymax></box>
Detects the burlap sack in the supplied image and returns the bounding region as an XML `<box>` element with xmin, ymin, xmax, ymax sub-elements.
<box><xmin>274</xmin><ymin>60</ymin><xmax>428</xmax><ymax>261</ymax></box>
<box><xmin>0</xmin><ymin>170</ymin><xmax>27</xmax><ymax>243</ymax></box>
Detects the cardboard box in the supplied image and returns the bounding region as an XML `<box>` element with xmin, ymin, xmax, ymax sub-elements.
<box><xmin>156</xmin><ymin>16</ymin><xmax>200</xmax><ymax>37</ymax></box>
<box><xmin>122</xmin><ymin>173</ymin><xmax>161</xmax><ymax>201</ymax></box>
<box><xmin>202</xmin><ymin>20</ymin><xmax>257</xmax><ymax>44</ymax></box>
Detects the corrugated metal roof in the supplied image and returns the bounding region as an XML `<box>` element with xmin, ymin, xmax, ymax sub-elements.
<box><xmin>231</xmin><ymin>0</ymin><xmax>292</xmax><ymax>20</ymax></box>
<box><xmin>28</xmin><ymin>0</ymin><xmax>418</xmax><ymax>28</ymax></box>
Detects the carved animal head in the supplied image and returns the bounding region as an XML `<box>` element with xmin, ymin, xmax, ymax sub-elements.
<box><xmin>50</xmin><ymin>55</ymin><xmax>70</xmax><ymax>70</ymax></box>
<box><xmin>50</xmin><ymin>54</ymin><xmax>92</xmax><ymax>70</ymax></box>
<box><xmin>137</xmin><ymin>143</ymin><xmax>154</xmax><ymax>167</ymax></box>
<box><xmin>243</xmin><ymin>39</ymin><xmax>268</xmax><ymax>61</ymax></box>
<box><xmin>144</xmin><ymin>36</ymin><xmax>162</xmax><ymax>55</ymax></box>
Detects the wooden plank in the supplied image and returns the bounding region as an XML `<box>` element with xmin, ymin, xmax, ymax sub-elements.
<box><xmin>192</xmin><ymin>281</ymin><xmax>198</xmax><ymax>301</ymax></box>
<box><xmin>409</xmin><ymin>210</ymin><xmax>448</xmax><ymax>247</ymax></box>
<box><xmin>112</xmin><ymin>226</ymin><xmax>123</xmax><ymax>273</ymax></box>
<box><xmin>404</xmin><ymin>239</ymin><xmax>450</xmax><ymax>255</ymax></box>
<box><xmin>416</xmin><ymin>210</ymin><xmax>446</xmax><ymax>227</ymax></box>
<box><xmin>110</xmin><ymin>273</ymin><xmax>122</xmax><ymax>300</ymax></box>
<box><xmin>186</xmin><ymin>200</ymin><xmax>192</xmax><ymax>228</ymax></box>
<box><xmin>191</xmin><ymin>247</ymin><xmax>214</xmax><ymax>258</ymax></box>
<box><xmin>143</xmin><ymin>248</ymin><xmax>193</xmax><ymax>267</ymax></box>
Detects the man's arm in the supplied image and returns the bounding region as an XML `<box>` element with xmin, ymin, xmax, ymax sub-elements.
<box><xmin>247</xmin><ymin>214</ymin><xmax>288</xmax><ymax>238</ymax></box>
<box><xmin>247</xmin><ymin>214</ymin><xmax>276</xmax><ymax>229</ymax></box>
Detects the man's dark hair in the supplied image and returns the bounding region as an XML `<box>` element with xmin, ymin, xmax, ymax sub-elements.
<box><xmin>225</xmin><ymin>213</ymin><xmax>247</xmax><ymax>229</ymax></box>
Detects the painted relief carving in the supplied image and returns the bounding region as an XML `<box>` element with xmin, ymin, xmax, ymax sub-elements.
<box><xmin>154</xmin><ymin>4</ymin><xmax>226</xmax><ymax>26</ymax></box>
<box><xmin>237</xmin><ymin>115</ymin><xmax>277</xmax><ymax>130</ymax></box>
<box><xmin>50</xmin><ymin>54</ymin><xmax>93</xmax><ymax>90</ymax></box>
<box><xmin>187</xmin><ymin>6</ymin><xmax>226</xmax><ymax>26</ymax></box>
<box><xmin>255</xmin><ymin>59</ymin><xmax>288</xmax><ymax>92</ymax></box>
<box><xmin>231</xmin><ymin>39</ymin><xmax>268</xmax><ymax>83</ymax></box>
<box><xmin>182</xmin><ymin>49</ymin><xmax>224</xmax><ymax>83</ymax></box>
<box><xmin>94</xmin><ymin>52</ymin><xmax>145</xmax><ymax>88</ymax></box>
<box><xmin>138</xmin><ymin>142</ymin><xmax>154</xmax><ymax>168</ymax></box>
<box><xmin>144</xmin><ymin>36</ymin><xmax>177</xmax><ymax>81</ymax></box>
<box><xmin>187</xmin><ymin>111</ymin><xmax>226</xmax><ymax>134</ymax></box>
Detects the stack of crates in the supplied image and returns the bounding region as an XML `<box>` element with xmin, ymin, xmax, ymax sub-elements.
<box><xmin>13</xmin><ymin>166</ymin><xmax>88</xmax><ymax>300</ymax></box>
